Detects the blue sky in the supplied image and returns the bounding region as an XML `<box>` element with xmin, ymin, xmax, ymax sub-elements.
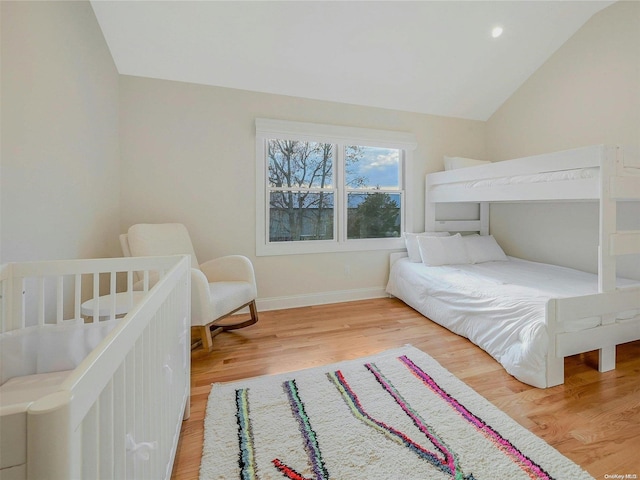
<box><xmin>348</xmin><ymin>146</ymin><xmax>400</xmax><ymax>189</ymax></box>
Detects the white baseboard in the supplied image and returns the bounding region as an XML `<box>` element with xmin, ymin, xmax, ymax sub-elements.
<box><xmin>255</xmin><ymin>287</ymin><xmax>388</xmax><ymax>312</ymax></box>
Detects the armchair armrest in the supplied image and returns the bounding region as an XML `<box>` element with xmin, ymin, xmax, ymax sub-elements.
<box><xmin>190</xmin><ymin>268</ymin><xmax>214</xmax><ymax>327</ymax></box>
<box><xmin>199</xmin><ymin>255</ymin><xmax>257</xmax><ymax>288</ymax></box>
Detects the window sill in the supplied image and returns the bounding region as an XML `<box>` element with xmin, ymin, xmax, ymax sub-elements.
<box><xmin>256</xmin><ymin>237</ymin><xmax>405</xmax><ymax>256</ymax></box>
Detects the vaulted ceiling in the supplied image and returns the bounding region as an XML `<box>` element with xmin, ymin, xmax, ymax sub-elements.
<box><xmin>91</xmin><ymin>1</ymin><xmax>613</xmax><ymax>121</ymax></box>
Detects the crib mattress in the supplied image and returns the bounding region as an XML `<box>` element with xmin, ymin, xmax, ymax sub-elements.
<box><xmin>386</xmin><ymin>256</ymin><xmax>640</xmax><ymax>388</ymax></box>
<box><xmin>0</xmin><ymin>369</ymin><xmax>71</xmax><ymax>414</ymax></box>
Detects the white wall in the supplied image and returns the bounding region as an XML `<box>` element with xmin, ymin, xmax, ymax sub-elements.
<box><xmin>1</xmin><ymin>1</ymin><xmax>121</xmax><ymax>263</ymax></box>
<box><xmin>119</xmin><ymin>76</ymin><xmax>485</xmax><ymax>306</ymax></box>
<box><xmin>485</xmin><ymin>1</ymin><xmax>640</xmax><ymax>280</ymax></box>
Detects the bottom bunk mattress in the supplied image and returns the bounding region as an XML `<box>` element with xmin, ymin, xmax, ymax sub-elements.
<box><xmin>386</xmin><ymin>256</ymin><xmax>639</xmax><ymax>388</ymax></box>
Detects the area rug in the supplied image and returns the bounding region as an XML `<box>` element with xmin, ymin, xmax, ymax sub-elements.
<box><xmin>200</xmin><ymin>345</ymin><xmax>593</xmax><ymax>480</ymax></box>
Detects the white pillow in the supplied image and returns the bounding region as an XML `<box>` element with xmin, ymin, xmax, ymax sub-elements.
<box><xmin>404</xmin><ymin>232</ymin><xmax>450</xmax><ymax>262</ymax></box>
<box><xmin>444</xmin><ymin>156</ymin><xmax>491</xmax><ymax>170</ymax></box>
<box><xmin>463</xmin><ymin>235</ymin><xmax>508</xmax><ymax>263</ymax></box>
<box><xmin>417</xmin><ymin>233</ymin><xmax>470</xmax><ymax>266</ymax></box>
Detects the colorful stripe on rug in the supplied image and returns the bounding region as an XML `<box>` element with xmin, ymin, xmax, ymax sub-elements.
<box><xmin>276</xmin><ymin>379</ymin><xmax>329</xmax><ymax>480</ymax></box>
<box><xmin>235</xmin><ymin>388</ymin><xmax>257</xmax><ymax>480</ymax></box>
<box><xmin>397</xmin><ymin>355</ymin><xmax>551</xmax><ymax>479</ymax></box>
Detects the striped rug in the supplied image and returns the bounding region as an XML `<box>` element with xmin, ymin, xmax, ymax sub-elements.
<box><xmin>200</xmin><ymin>345</ymin><xmax>593</xmax><ymax>480</ymax></box>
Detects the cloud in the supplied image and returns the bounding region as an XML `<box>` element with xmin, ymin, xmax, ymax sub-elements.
<box><xmin>361</xmin><ymin>149</ymin><xmax>399</xmax><ymax>172</ymax></box>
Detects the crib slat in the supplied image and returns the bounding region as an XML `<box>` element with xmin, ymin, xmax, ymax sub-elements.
<box><xmin>110</xmin><ymin>271</ymin><xmax>117</xmax><ymax>321</ymax></box>
<box><xmin>75</xmin><ymin>274</ymin><xmax>82</xmax><ymax>321</ymax></box>
<box><xmin>99</xmin><ymin>380</ymin><xmax>115</xmax><ymax>479</ymax></box>
<box><xmin>37</xmin><ymin>276</ymin><xmax>45</xmax><ymax>326</ymax></box>
<box><xmin>150</xmin><ymin>327</ymin><xmax>157</xmax><ymax>480</ymax></box>
<box><xmin>11</xmin><ymin>277</ymin><xmax>26</xmax><ymax>334</ymax></box>
<box><xmin>113</xmin><ymin>365</ymin><xmax>127</xmax><ymax>480</ymax></box>
<box><xmin>141</xmin><ymin>328</ymin><xmax>149</xmax><ymax>479</ymax></box>
<box><xmin>134</xmin><ymin>339</ymin><xmax>145</xmax><ymax>479</ymax></box>
<box><xmin>163</xmin><ymin>304</ymin><xmax>173</xmax><ymax>476</ymax></box>
<box><xmin>125</xmin><ymin>351</ymin><xmax>136</xmax><ymax>479</ymax></box>
<box><xmin>57</xmin><ymin>276</ymin><xmax>64</xmax><ymax>324</ymax></box>
<box><xmin>127</xmin><ymin>270</ymin><xmax>134</xmax><ymax>308</ymax></box>
<box><xmin>154</xmin><ymin>308</ymin><xmax>163</xmax><ymax>478</ymax></box>
<box><xmin>92</xmin><ymin>273</ymin><xmax>100</xmax><ymax>323</ymax></box>
<box><xmin>159</xmin><ymin>306</ymin><xmax>170</xmax><ymax>477</ymax></box>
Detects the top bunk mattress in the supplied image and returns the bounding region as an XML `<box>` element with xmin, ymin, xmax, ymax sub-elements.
<box><xmin>386</xmin><ymin>256</ymin><xmax>640</xmax><ymax>387</ymax></box>
<box><xmin>430</xmin><ymin>165</ymin><xmax>640</xmax><ymax>193</ymax></box>
<box><xmin>427</xmin><ymin>145</ymin><xmax>640</xmax><ymax>203</ymax></box>
<box><xmin>434</xmin><ymin>166</ymin><xmax>599</xmax><ymax>190</ymax></box>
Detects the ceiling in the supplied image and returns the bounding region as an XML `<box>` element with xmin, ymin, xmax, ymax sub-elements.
<box><xmin>91</xmin><ymin>1</ymin><xmax>613</xmax><ymax>121</ymax></box>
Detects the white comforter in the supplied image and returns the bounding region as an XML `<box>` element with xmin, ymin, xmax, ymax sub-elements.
<box><xmin>386</xmin><ymin>257</ymin><xmax>639</xmax><ymax>388</ymax></box>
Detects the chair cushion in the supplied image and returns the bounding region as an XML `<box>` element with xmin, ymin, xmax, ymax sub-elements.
<box><xmin>127</xmin><ymin>223</ymin><xmax>199</xmax><ymax>269</ymax></box>
<box><xmin>209</xmin><ymin>281</ymin><xmax>255</xmax><ymax>320</ymax></box>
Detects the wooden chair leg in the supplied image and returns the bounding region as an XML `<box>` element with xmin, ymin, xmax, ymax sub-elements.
<box><xmin>200</xmin><ymin>325</ymin><xmax>213</xmax><ymax>353</ymax></box>
<box><xmin>249</xmin><ymin>299</ymin><xmax>259</xmax><ymax>323</ymax></box>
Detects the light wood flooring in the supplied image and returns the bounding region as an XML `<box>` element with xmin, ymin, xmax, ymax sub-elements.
<box><xmin>172</xmin><ymin>297</ymin><xmax>640</xmax><ymax>479</ymax></box>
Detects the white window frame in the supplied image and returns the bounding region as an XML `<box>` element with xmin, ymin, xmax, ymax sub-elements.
<box><xmin>256</xmin><ymin>118</ymin><xmax>417</xmax><ymax>256</ymax></box>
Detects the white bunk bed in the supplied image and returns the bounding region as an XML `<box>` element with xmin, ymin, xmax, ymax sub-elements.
<box><xmin>389</xmin><ymin>144</ymin><xmax>640</xmax><ymax>388</ymax></box>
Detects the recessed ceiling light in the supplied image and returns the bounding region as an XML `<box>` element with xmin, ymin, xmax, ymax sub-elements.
<box><xmin>491</xmin><ymin>26</ymin><xmax>504</xmax><ymax>38</ymax></box>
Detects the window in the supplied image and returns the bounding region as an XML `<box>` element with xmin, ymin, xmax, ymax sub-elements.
<box><xmin>256</xmin><ymin>119</ymin><xmax>417</xmax><ymax>256</ymax></box>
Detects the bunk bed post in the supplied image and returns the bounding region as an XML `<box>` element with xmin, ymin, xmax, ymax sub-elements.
<box><xmin>545</xmin><ymin>299</ymin><xmax>565</xmax><ymax>387</ymax></box>
<box><xmin>425</xmin><ymin>174</ymin><xmax>436</xmax><ymax>231</ymax></box>
<box><xmin>479</xmin><ymin>202</ymin><xmax>489</xmax><ymax>235</ymax></box>
<box><xmin>597</xmin><ymin>145</ymin><xmax>618</xmax><ymax>372</ymax></box>
<box><xmin>598</xmin><ymin>146</ymin><xmax>618</xmax><ymax>292</ymax></box>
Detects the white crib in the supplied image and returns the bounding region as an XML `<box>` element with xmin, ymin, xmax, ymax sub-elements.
<box><xmin>0</xmin><ymin>255</ymin><xmax>191</xmax><ymax>480</ymax></box>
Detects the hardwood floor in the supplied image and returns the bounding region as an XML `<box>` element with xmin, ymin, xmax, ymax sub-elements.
<box><xmin>171</xmin><ymin>298</ymin><xmax>640</xmax><ymax>479</ymax></box>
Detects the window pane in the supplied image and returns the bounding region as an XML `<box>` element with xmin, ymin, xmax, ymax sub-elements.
<box><xmin>347</xmin><ymin>192</ymin><xmax>401</xmax><ymax>239</ymax></box>
<box><xmin>345</xmin><ymin>146</ymin><xmax>400</xmax><ymax>189</ymax></box>
<box><xmin>269</xmin><ymin>191</ymin><xmax>334</xmax><ymax>242</ymax></box>
<box><xmin>268</xmin><ymin>140</ymin><xmax>333</xmax><ymax>188</ymax></box>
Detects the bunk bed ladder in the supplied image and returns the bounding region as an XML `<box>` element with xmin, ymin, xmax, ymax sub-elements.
<box><xmin>597</xmin><ymin>145</ymin><xmax>640</xmax><ymax>372</ymax></box>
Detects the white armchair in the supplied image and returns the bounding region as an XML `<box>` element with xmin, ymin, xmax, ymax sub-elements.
<box><xmin>120</xmin><ymin>223</ymin><xmax>258</xmax><ymax>352</ymax></box>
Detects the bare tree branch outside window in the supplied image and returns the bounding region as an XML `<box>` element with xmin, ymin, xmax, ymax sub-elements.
<box><xmin>268</xmin><ymin>140</ymin><xmax>335</xmax><ymax>241</ymax></box>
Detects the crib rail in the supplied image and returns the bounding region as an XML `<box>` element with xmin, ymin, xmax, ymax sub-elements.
<box><xmin>1</xmin><ymin>255</ymin><xmax>190</xmax><ymax>479</ymax></box>
<box><xmin>1</xmin><ymin>256</ymin><xmax>181</xmax><ymax>333</ymax></box>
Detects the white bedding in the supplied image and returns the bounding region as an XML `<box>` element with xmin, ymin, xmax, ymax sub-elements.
<box><xmin>386</xmin><ymin>256</ymin><xmax>640</xmax><ymax>388</ymax></box>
